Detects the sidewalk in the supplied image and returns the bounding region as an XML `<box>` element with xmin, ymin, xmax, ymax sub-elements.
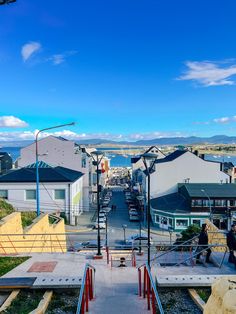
<box><xmin>66</xmin><ymin>210</ymin><xmax>96</xmax><ymax>232</ymax></box>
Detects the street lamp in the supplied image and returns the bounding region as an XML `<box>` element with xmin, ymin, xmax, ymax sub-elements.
<box><xmin>91</xmin><ymin>150</ymin><xmax>104</xmax><ymax>257</ymax></box>
<box><xmin>122</xmin><ymin>224</ymin><xmax>127</xmax><ymax>243</ymax></box>
<box><xmin>201</xmin><ymin>189</ymin><xmax>212</xmax><ymax>222</ymax></box>
<box><xmin>141</xmin><ymin>152</ymin><xmax>157</xmax><ymax>267</ymax></box>
<box><xmin>0</xmin><ymin>0</ymin><xmax>16</xmax><ymax>5</ymax></box>
<box><xmin>35</xmin><ymin>122</ymin><xmax>75</xmax><ymax>217</ymax></box>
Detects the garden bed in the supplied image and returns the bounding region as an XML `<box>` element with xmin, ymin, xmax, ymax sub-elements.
<box><xmin>0</xmin><ymin>256</ymin><xmax>30</xmax><ymax>277</ymax></box>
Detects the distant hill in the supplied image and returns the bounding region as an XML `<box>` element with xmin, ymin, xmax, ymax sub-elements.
<box><xmin>1</xmin><ymin>135</ymin><xmax>236</xmax><ymax>147</ymax></box>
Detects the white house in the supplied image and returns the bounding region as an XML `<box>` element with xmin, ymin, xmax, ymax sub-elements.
<box><xmin>0</xmin><ymin>162</ymin><xmax>84</xmax><ymax>225</ymax></box>
<box><xmin>17</xmin><ymin>136</ymin><xmax>92</xmax><ymax>211</ymax></box>
<box><xmin>132</xmin><ymin>149</ymin><xmax>229</xmax><ymax>198</ymax></box>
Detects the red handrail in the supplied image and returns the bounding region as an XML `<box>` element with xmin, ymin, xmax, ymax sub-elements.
<box><xmin>76</xmin><ymin>263</ymin><xmax>95</xmax><ymax>314</ymax></box>
<box><xmin>138</xmin><ymin>263</ymin><xmax>164</xmax><ymax>314</ymax></box>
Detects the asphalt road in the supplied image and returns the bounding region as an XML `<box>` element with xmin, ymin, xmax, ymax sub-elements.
<box><xmin>67</xmin><ymin>188</ymin><xmax>169</xmax><ymax>252</ymax></box>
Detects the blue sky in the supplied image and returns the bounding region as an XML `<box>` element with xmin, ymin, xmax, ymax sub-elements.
<box><xmin>1</xmin><ymin>0</ymin><xmax>236</xmax><ymax>142</ymax></box>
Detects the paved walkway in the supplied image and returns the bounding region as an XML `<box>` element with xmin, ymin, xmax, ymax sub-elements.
<box><xmin>89</xmin><ymin>265</ymin><xmax>148</xmax><ymax>314</ymax></box>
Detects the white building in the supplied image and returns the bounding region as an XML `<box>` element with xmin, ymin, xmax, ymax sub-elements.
<box><xmin>17</xmin><ymin>136</ymin><xmax>92</xmax><ymax>211</ymax></box>
<box><xmin>132</xmin><ymin>149</ymin><xmax>229</xmax><ymax>198</ymax></box>
<box><xmin>0</xmin><ymin>162</ymin><xmax>84</xmax><ymax>225</ymax></box>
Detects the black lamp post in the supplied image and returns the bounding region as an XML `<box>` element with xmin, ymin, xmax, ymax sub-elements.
<box><xmin>141</xmin><ymin>152</ymin><xmax>157</xmax><ymax>267</ymax></box>
<box><xmin>91</xmin><ymin>150</ymin><xmax>104</xmax><ymax>257</ymax></box>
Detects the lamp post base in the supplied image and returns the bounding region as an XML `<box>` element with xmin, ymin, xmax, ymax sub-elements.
<box><xmin>93</xmin><ymin>254</ymin><xmax>103</xmax><ymax>260</ymax></box>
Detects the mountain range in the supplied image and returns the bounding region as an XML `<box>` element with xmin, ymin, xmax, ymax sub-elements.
<box><xmin>1</xmin><ymin>135</ymin><xmax>236</xmax><ymax>147</ymax></box>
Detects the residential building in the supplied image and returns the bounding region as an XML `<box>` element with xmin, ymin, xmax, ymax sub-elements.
<box><xmin>16</xmin><ymin>136</ymin><xmax>92</xmax><ymax>211</ymax></box>
<box><xmin>132</xmin><ymin>148</ymin><xmax>230</xmax><ymax>230</ymax></box>
<box><xmin>0</xmin><ymin>152</ymin><xmax>12</xmax><ymax>175</ymax></box>
<box><xmin>132</xmin><ymin>149</ymin><xmax>229</xmax><ymax>198</ymax></box>
<box><xmin>151</xmin><ymin>183</ymin><xmax>236</xmax><ymax>231</ymax></box>
<box><xmin>0</xmin><ymin>162</ymin><xmax>84</xmax><ymax>225</ymax></box>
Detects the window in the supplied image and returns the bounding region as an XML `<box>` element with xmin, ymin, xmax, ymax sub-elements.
<box><xmin>0</xmin><ymin>190</ymin><xmax>8</xmax><ymax>199</ymax></box>
<box><xmin>192</xmin><ymin>199</ymin><xmax>202</xmax><ymax>206</ymax></box>
<box><xmin>81</xmin><ymin>157</ymin><xmax>86</xmax><ymax>168</ymax></box>
<box><xmin>176</xmin><ymin>219</ymin><xmax>188</xmax><ymax>227</ymax></box>
<box><xmin>215</xmin><ymin>200</ymin><xmax>226</xmax><ymax>207</ymax></box>
<box><xmin>54</xmin><ymin>189</ymin><xmax>65</xmax><ymax>200</ymax></box>
<box><xmin>168</xmin><ymin>218</ymin><xmax>173</xmax><ymax>226</ymax></box>
<box><xmin>161</xmin><ymin>216</ymin><xmax>168</xmax><ymax>225</ymax></box>
<box><xmin>192</xmin><ymin>219</ymin><xmax>201</xmax><ymax>226</ymax></box>
<box><xmin>26</xmin><ymin>190</ymin><xmax>36</xmax><ymax>200</ymax></box>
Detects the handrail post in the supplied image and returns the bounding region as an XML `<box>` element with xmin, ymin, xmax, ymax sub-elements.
<box><xmin>151</xmin><ymin>288</ymin><xmax>155</xmax><ymax>314</ymax></box>
<box><xmin>143</xmin><ymin>266</ymin><xmax>147</xmax><ymax>298</ymax></box>
<box><xmin>106</xmin><ymin>246</ymin><xmax>109</xmax><ymax>265</ymax></box>
<box><xmin>85</xmin><ymin>270</ymin><xmax>89</xmax><ymax>312</ymax></box>
<box><xmin>138</xmin><ymin>268</ymin><xmax>142</xmax><ymax>297</ymax></box>
<box><xmin>147</xmin><ymin>276</ymin><xmax>150</xmax><ymax>310</ymax></box>
<box><xmin>90</xmin><ymin>268</ymin><xmax>93</xmax><ymax>300</ymax></box>
<box><xmin>81</xmin><ymin>293</ymin><xmax>85</xmax><ymax>314</ymax></box>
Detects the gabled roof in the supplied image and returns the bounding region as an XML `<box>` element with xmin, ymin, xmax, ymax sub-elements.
<box><xmin>155</xmin><ymin>150</ymin><xmax>187</xmax><ymax>164</ymax></box>
<box><xmin>151</xmin><ymin>192</ymin><xmax>190</xmax><ymax>213</ymax></box>
<box><xmin>179</xmin><ymin>183</ymin><xmax>236</xmax><ymax>198</ymax></box>
<box><xmin>0</xmin><ymin>165</ymin><xmax>84</xmax><ymax>183</ymax></box>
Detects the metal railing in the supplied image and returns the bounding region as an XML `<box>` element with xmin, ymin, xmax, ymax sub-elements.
<box><xmin>138</xmin><ymin>263</ymin><xmax>164</xmax><ymax>314</ymax></box>
<box><xmin>76</xmin><ymin>263</ymin><xmax>96</xmax><ymax>314</ymax></box>
<box><xmin>151</xmin><ymin>234</ymin><xmax>228</xmax><ymax>268</ymax></box>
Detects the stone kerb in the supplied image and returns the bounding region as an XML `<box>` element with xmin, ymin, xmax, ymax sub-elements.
<box><xmin>204</xmin><ymin>278</ymin><xmax>236</xmax><ymax>314</ymax></box>
<box><xmin>205</xmin><ymin>219</ymin><xmax>227</xmax><ymax>253</ymax></box>
<box><xmin>0</xmin><ymin>213</ymin><xmax>66</xmax><ymax>254</ymax></box>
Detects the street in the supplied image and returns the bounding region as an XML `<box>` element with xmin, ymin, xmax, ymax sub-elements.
<box><xmin>67</xmin><ymin>187</ymin><xmax>170</xmax><ymax>253</ymax></box>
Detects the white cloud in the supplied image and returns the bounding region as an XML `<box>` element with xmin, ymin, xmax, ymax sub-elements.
<box><xmin>47</xmin><ymin>50</ymin><xmax>77</xmax><ymax>65</ymax></box>
<box><xmin>0</xmin><ymin>116</ymin><xmax>28</xmax><ymax>128</ymax></box>
<box><xmin>178</xmin><ymin>60</ymin><xmax>236</xmax><ymax>86</ymax></box>
<box><xmin>0</xmin><ymin>130</ymin><xmax>188</xmax><ymax>142</ymax></box>
<box><xmin>213</xmin><ymin>116</ymin><xmax>236</xmax><ymax>124</ymax></box>
<box><xmin>21</xmin><ymin>42</ymin><xmax>41</xmax><ymax>62</ymax></box>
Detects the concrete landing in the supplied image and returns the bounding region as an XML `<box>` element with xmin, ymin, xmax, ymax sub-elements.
<box><xmin>156</xmin><ymin>274</ymin><xmax>236</xmax><ymax>287</ymax></box>
<box><xmin>89</xmin><ymin>266</ymin><xmax>148</xmax><ymax>314</ymax></box>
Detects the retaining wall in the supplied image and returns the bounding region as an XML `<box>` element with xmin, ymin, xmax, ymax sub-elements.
<box><xmin>0</xmin><ymin>213</ymin><xmax>66</xmax><ymax>254</ymax></box>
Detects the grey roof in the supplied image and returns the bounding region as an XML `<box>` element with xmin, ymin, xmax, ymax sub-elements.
<box><xmin>0</xmin><ymin>165</ymin><xmax>84</xmax><ymax>183</ymax></box>
<box><xmin>155</xmin><ymin>150</ymin><xmax>187</xmax><ymax>164</ymax></box>
<box><xmin>179</xmin><ymin>183</ymin><xmax>236</xmax><ymax>198</ymax></box>
<box><xmin>151</xmin><ymin>193</ymin><xmax>191</xmax><ymax>214</ymax></box>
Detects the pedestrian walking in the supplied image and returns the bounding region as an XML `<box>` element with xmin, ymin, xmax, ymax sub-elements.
<box><xmin>196</xmin><ymin>223</ymin><xmax>212</xmax><ymax>263</ymax></box>
<box><xmin>227</xmin><ymin>223</ymin><xmax>236</xmax><ymax>267</ymax></box>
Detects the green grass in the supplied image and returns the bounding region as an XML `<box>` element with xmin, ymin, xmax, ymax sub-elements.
<box><xmin>3</xmin><ymin>290</ymin><xmax>44</xmax><ymax>314</ymax></box>
<box><xmin>0</xmin><ymin>256</ymin><xmax>30</xmax><ymax>277</ymax></box>
<box><xmin>0</xmin><ymin>199</ymin><xmax>14</xmax><ymax>220</ymax></box>
<box><xmin>21</xmin><ymin>211</ymin><xmax>37</xmax><ymax>228</ymax></box>
<box><xmin>195</xmin><ymin>288</ymin><xmax>211</xmax><ymax>303</ymax></box>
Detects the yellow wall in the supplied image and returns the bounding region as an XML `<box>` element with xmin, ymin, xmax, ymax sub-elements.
<box><xmin>0</xmin><ymin>213</ymin><xmax>66</xmax><ymax>254</ymax></box>
<box><xmin>204</xmin><ymin>277</ymin><xmax>236</xmax><ymax>314</ymax></box>
<box><xmin>205</xmin><ymin>219</ymin><xmax>227</xmax><ymax>253</ymax></box>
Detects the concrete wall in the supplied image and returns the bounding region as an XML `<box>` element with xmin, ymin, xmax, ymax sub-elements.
<box><xmin>204</xmin><ymin>278</ymin><xmax>236</xmax><ymax>314</ymax></box>
<box><xmin>0</xmin><ymin>212</ymin><xmax>66</xmax><ymax>254</ymax></box>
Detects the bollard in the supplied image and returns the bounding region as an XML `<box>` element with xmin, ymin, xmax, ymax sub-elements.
<box><xmin>151</xmin><ymin>288</ymin><xmax>156</xmax><ymax>314</ymax></box>
<box><xmin>90</xmin><ymin>268</ymin><xmax>93</xmax><ymax>300</ymax></box>
<box><xmin>85</xmin><ymin>271</ymin><xmax>89</xmax><ymax>312</ymax></box>
<box><xmin>147</xmin><ymin>276</ymin><xmax>150</xmax><ymax>310</ymax></box>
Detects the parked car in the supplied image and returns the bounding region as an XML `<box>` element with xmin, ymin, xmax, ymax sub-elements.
<box><xmin>129</xmin><ymin>213</ymin><xmax>140</xmax><ymax>222</ymax></box>
<box><xmin>127</xmin><ymin>233</ymin><xmax>153</xmax><ymax>243</ymax></box>
<box><xmin>129</xmin><ymin>208</ymin><xmax>138</xmax><ymax>214</ymax></box>
<box><xmin>68</xmin><ymin>240</ymin><xmax>105</xmax><ymax>251</ymax></box>
<box><xmin>94</xmin><ymin>217</ymin><xmax>106</xmax><ymax>229</ymax></box>
<box><xmin>100</xmin><ymin>207</ymin><xmax>111</xmax><ymax>213</ymax></box>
